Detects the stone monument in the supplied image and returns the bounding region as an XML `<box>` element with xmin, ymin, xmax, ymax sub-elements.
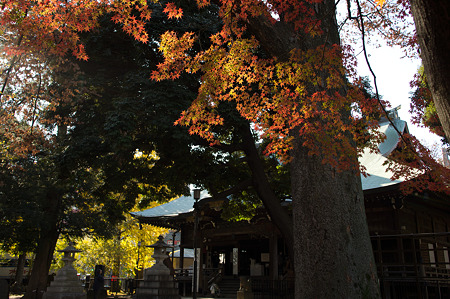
<box><xmin>0</xmin><ymin>279</ymin><xmax>9</xmax><ymax>299</ymax></box>
<box><xmin>134</xmin><ymin>235</ymin><xmax>179</xmax><ymax>299</ymax></box>
<box><xmin>237</xmin><ymin>276</ymin><xmax>254</xmax><ymax>299</ymax></box>
<box><xmin>43</xmin><ymin>242</ymin><xmax>86</xmax><ymax>299</ymax></box>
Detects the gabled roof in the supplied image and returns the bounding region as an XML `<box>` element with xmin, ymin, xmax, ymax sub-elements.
<box><xmin>130</xmin><ymin>196</ymin><xmax>194</xmax><ymax>229</ymax></box>
<box><xmin>130</xmin><ymin>190</ymin><xmax>210</xmax><ymax>228</ymax></box>
<box><xmin>131</xmin><ymin>195</ymin><xmax>195</xmax><ymax>219</ymax></box>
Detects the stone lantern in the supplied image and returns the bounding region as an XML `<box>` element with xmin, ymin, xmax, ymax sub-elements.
<box><xmin>134</xmin><ymin>235</ymin><xmax>179</xmax><ymax>298</ymax></box>
<box><xmin>148</xmin><ymin>235</ymin><xmax>172</xmax><ymax>275</ymax></box>
<box><xmin>43</xmin><ymin>242</ymin><xmax>86</xmax><ymax>299</ymax></box>
<box><xmin>60</xmin><ymin>242</ymin><xmax>82</xmax><ymax>265</ymax></box>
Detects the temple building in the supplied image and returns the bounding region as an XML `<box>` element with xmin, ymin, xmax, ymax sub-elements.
<box><xmin>132</xmin><ymin>110</ymin><xmax>450</xmax><ymax>298</ymax></box>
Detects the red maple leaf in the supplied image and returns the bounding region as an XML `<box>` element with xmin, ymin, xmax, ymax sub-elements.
<box><xmin>163</xmin><ymin>2</ymin><xmax>183</xmax><ymax>19</ymax></box>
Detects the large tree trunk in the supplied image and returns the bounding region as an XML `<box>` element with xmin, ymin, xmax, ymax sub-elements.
<box><xmin>291</xmin><ymin>144</ymin><xmax>379</xmax><ymax>297</ymax></box>
<box><xmin>290</xmin><ymin>1</ymin><xmax>379</xmax><ymax>297</ymax></box>
<box><xmin>410</xmin><ymin>0</ymin><xmax>450</xmax><ymax>141</ymax></box>
<box><xmin>23</xmin><ymin>229</ymin><xmax>59</xmax><ymax>299</ymax></box>
<box><xmin>23</xmin><ymin>191</ymin><xmax>61</xmax><ymax>299</ymax></box>
<box><xmin>11</xmin><ymin>253</ymin><xmax>26</xmax><ymax>293</ymax></box>
<box><xmin>248</xmin><ymin>0</ymin><xmax>380</xmax><ymax>297</ymax></box>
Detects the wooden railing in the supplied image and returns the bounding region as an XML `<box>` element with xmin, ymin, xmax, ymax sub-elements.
<box><xmin>251</xmin><ymin>277</ymin><xmax>295</xmax><ymax>299</ymax></box>
<box><xmin>371</xmin><ymin>232</ymin><xmax>450</xmax><ymax>299</ymax></box>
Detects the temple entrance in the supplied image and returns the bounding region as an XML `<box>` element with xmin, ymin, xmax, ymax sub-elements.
<box><xmin>207</xmin><ymin>238</ymin><xmax>271</xmax><ymax>277</ymax></box>
<box><xmin>239</xmin><ymin>239</ymin><xmax>270</xmax><ymax>276</ymax></box>
<box><xmin>210</xmin><ymin>245</ymin><xmax>236</xmax><ymax>276</ymax></box>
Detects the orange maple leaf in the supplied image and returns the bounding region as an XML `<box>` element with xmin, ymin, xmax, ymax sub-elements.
<box><xmin>196</xmin><ymin>0</ymin><xmax>210</xmax><ymax>8</ymax></box>
<box><xmin>73</xmin><ymin>44</ymin><xmax>88</xmax><ymax>61</ymax></box>
<box><xmin>163</xmin><ymin>2</ymin><xmax>183</xmax><ymax>19</ymax></box>
<box><xmin>374</xmin><ymin>0</ymin><xmax>386</xmax><ymax>7</ymax></box>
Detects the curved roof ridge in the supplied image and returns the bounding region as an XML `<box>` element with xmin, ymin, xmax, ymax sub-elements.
<box><xmin>130</xmin><ymin>195</ymin><xmax>195</xmax><ymax>218</ymax></box>
<box><xmin>360</xmin><ymin>117</ymin><xmax>409</xmax><ymax>190</ymax></box>
<box><xmin>378</xmin><ymin>118</ymin><xmax>407</xmax><ymax>157</ymax></box>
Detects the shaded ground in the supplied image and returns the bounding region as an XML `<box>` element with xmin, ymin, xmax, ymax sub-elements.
<box><xmin>9</xmin><ymin>291</ymin><xmax>235</xmax><ymax>299</ymax></box>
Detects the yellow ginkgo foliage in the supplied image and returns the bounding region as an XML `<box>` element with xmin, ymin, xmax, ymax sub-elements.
<box><xmin>51</xmin><ymin>213</ymin><xmax>167</xmax><ymax>278</ymax></box>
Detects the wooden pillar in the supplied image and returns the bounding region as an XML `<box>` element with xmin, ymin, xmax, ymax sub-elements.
<box><xmin>180</xmin><ymin>246</ymin><xmax>185</xmax><ymax>269</ymax></box>
<box><xmin>198</xmin><ymin>245</ymin><xmax>203</xmax><ymax>294</ymax></box>
<box><xmin>269</xmin><ymin>233</ymin><xmax>278</xmax><ymax>279</ymax></box>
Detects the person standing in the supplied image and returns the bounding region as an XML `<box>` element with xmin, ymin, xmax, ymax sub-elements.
<box><xmin>93</xmin><ymin>268</ymin><xmax>104</xmax><ymax>299</ymax></box>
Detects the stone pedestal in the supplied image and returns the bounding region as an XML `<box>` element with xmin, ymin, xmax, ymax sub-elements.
<box><xmin>43</xmin><ymin>243</ymin><xmax>86</xmax><ymax>299</ymax></box>
<box><xmin>134</xmin><ymin>235</ymin><xmax>179</xmax><ymax>299</ymax></box>
<box><xmin>0</xmin><ymin>279</ymin><xmax>9</xmax><ymax>299</ymax></box>
<box><xmin>237</xmin><ymin>276</ymin><xmax>254</xmax><ymax>299</ymax></box>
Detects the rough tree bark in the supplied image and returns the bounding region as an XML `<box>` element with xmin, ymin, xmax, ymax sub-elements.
<box><xmin>291</xmin><ymin>145</ymin><xmax>379</xmax><ymax>297</ymax></box>
<box><xmin>23</xmin><ymin>122</ymin><xmax>67</xmax><ymax>299</ymax></box>
<box><xmin>248</xmin><ymin>0</ymin><xmax>380</xmax><ymax>297</ymax></box>
<box><xmin>11</xmin><ymin>253</ymin><xmax>26</xmax><ymax>292</ymax></box>
<box><xmin>410</xmin><ymin>0</ymin><xmax>450</xmax><ymax>141</ymax></box>
<box><xmin>23</xmin><ymin>191</ymin><xmax>61</xmax><ymax>299</ymax></box>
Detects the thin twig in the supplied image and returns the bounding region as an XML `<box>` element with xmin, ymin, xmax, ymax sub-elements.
<box><xmin>1</xmin><ymin>35</ymin><xmax>24</xmax><ymax>101</ymax></box>
<box><xmin>355</xmin><ymin>0</ymin><xmax>429</xmax><ymax>168</ymax></box>
<box><xmin>356</xmin><ymin>0</ymin><xmax>407</xmax><ymax>142</ymax></box>
<box><xmin>30</xmin><ymin>73</ymin><xmax>42</xmax><ymax>136</ymax></box>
